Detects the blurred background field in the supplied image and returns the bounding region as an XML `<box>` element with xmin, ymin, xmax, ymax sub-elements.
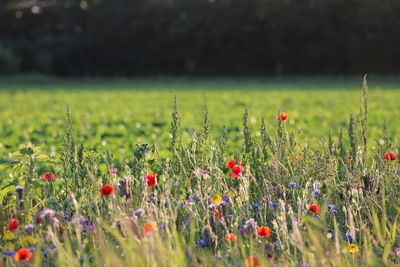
<box><xmin>0</xmin><ymin>76</ymin><xmax>399</xmax><ymax>159</ymax></box>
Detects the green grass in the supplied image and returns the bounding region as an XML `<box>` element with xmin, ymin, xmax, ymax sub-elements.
<box><xmin>0</xmin><ymin>76</ymin><xmax>399</xmax><ymax>159</ymax></box>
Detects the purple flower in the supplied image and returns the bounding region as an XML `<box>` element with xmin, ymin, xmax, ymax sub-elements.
<box><xmin>6</xmin><ymin>250</ymin><xmax>15</xmax><ymax>256</ymax></box>
<box><xmin>253</xmin><ymin>203</ymin><xmax>261</xmax><ymax>209</ymax></box>
<box><xmin>244</xmin><ymin>218</ymin><xmax>257</xmax><ymax>229</ymax></box>
<box><xmin>41</xmin><ymin>208</ymin><xmax>55</xmax><ymax>219</ymax></box>
<box><xmin>327</xmin><ymin>204</ymin><xmax>335</xmax><ymax>210</ymax></box>
<box><xmin>201</xmin><ymin>170</ymin><xmax>209</xmax><ymax>175</ymax></box>
<box><xmin>267</xmin><ymin>186</ymin><xmax>276</xmax><ymax>190</ymax></box>
<box><xmin>331</xmin><ymin>210</ymin><xmax>338</xmax><ymax>215</ymax></box>
<box><xmin>15</xmin><ymin>185</ymin><xmax>24</xmax><ymax>192</ymax></box>
<box><xmin>88</xmin><ymin>224</ymin><xmax>95</xmax><ymax>231</ymax></box>
<box><xmin>160</xmin><ymin>223</ymin><xmax>167</xmax><ymax>229</ymax></box>
<box><xmin>196</xmin><ymin>239</ymin><xmax>206</xmax><ymax>246</ymax></box>
<box><xmin>269</xmin><ymin>201</ymin><xmax>278</xmax><ymax>208</ymax></box>
<box><xmin>134</xmin><ymin>208</ymin><xmax>145</xmax><ymax>217</ymax></box>
<box><xmin>239</xmin><ymin>229</ymin><xmax>245</xmax><ymax>235</ymax></box>
<box><xmin>300</xmin><ymin>264</ymin><xmax>310</xmax><ymax>267</ymax></box>
<box><xmin>289</xmin><ymin>182</ymin><xmax>296</xmax><ymax>188</ymax></box>
<box><xmin>109</xmin><ymin>168</ymin><xmax>119</xmax><ymax>174</ymax></box>
<box><xmin>312</xmin><ymin>189</ymin><xmax>321</xmax><ymax>196</ymax></box>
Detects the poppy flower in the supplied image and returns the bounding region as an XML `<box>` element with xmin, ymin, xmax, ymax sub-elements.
<box><xmin>230</xmin><ymin>165</ymin><xmax>243</xmax><ymax>178</ymax></box>
<box><xmin>309</xmin><ymin>204</ymin><xmax>320</xmax><ymax>214</ymax></box>
<box><xmin>246</xmin><ymin>256</ymin><xmax>261</xmax><ymax>267</ymax></box>
<box><xmin>257</xmin><ymin>226</ymin><xmax>271</xmax><ymax>238</ymax></box>
<box><xmin>14</xmin><ymin>248</ymin><xmax>32</xmax><ymax>262</ymax></box>
<box><xmin>225</xmin><ymin>233</ymin><xmax>237</xmax><ymax>242</ymax></box>
<box><xmin>100</xmin><ymin>184</ymin><xmax>115</xmax><ymax>196</ymax></box>
<box><xmin>146</xmin><ymin>172</ymin><xmax>157</xmax><ymax>188</ymax></box>
<box><xmin>226</xmin><ymin>159</ymin><xmax>235</xmax><ymax>169</ymax></box>
<box><xmin>383</xmin><ymin>152</ymin><xmax>396</xmax><ymax>161</ymax></box>
<box><xmin>276</xmin><ymin>112</ymin><xmax>288</xmax><ymax>122</ymax></box>
<box><xmin>7</xmin><ymin>219</ymin><xmax>18</xmax><ymax>232</ymax></box>
<box><xmin>214</xmin><ymin>211</ymin><xmax>222</xmax><ymax>220</ymax></box>
<box><xmin>143</xmin><ymin>224</ymin><xmax>154</xmax><ymax>236</ymax></box>
<box><xmin>42</xmin><ymin>172</ymin><xmax>56</xmax><ymax>181</ymax></box>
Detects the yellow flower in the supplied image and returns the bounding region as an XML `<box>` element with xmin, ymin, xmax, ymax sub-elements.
<box><xmin>211</xmin><ymin>194</ymin><xmax>222</xmax><ymax>205</ymax></box>
<box><xmin>347</xmin><ymin>244</ymin><xmax>360</xmax><ymax>253</ymax></box>
<box><xmin>21</xmin><ymin>236</ymin><xmax>36</xmax><ymax>247</ymax></box>
<box><xmin>3</xmin><ymin>242</ymin><xmax>15</xmax><ymax>251</ymax></box>
<box><xmin>227</xmin><ymin>190</ymin><xmax>236</xmax><ymax>198</ymax></box>
<box><xmin>3</xmin><ymin>230</ymin><xmax>17</xmax><ymax>241</ymax></box>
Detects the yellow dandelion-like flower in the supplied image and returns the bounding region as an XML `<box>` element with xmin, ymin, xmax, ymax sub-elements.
<box><xmin>211</xmin><ymin>194</ymin><xmax>222</xmax><ymax>205</ymax></box>
<box><xmin>3</xmin><ymin>230</ymin><xmax>17</xmax><ymax>241</ymax></box>
<box><xmin>347</xmin><ymin>244</ymin><xmax>360</xmax><ymax>253</ymax></box>
<box><xmin>21</xmin><ymin>236</ymin><xmax>36</xmax><ymax>247</ymax></box>
<box><xmin>227</xmin><ymin>190</ymin><xmax>236</xmax><ymax>198</ymax></box>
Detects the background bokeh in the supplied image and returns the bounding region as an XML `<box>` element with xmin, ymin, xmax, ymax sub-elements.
<box><xmin>2</xmin><ymin>0</ymin><xmax>400</xmax><ymax>76</ymax></box>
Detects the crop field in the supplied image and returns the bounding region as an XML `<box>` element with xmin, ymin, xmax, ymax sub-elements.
<box><xmin>0</xmin><ymin>76</ymin><xmax>399</xmax><ymax>266</ymax></box>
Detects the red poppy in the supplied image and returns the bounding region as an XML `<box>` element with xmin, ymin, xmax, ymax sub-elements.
<box><xmin>276</xmin><ymin>112</ymin><xmax>288</xmax><ymax>122</ymax></box>
<box><xmin>230</xmin><ymin>165</ymin><xmax>243</xmax><ymax>178</ymax></box>
<box><xmin>246</xmin><ymin>256</ymin><xmax>261</xmax><ymax>267</ymax></box>
<box><xmin>100</xmin><ymin>184</ymin><xmax>115</xmax><ymax>196</ymax></box>
<box><xmin>225</xmin><ymin>233</ymin><xmax>237</xmax><ymax>242</ymax></box>
<box><xmin>309</xmin><ymin>204</ymin><xmax>320</xmax><ymax>214</ymax></box>
<box><xmin>383</xmin><ymin>152</ymin><xmax>396</xmax><ymax>161</ymax></box>
<box><xmin>226</xmin><ymin>159</ymin><xmax>236</xmax><ymax>169</ymax></box>
<box><xmin>214</xmin><ymin>210</ymin><xmax>222</xmax><ymax>220</ymax></box>
<box><xmin>7</xmin><ymin>218</ymin><xmax>19</xmax><ymax>231</ymax></box>
<box><xmin>14</xmin><ymin>248</ymin><xmax>32</xmax><ymax>262</ymax></box>
<box><xmin>257</xmin><ymin>226</ymin><xmax>271</xmax><ymax>238</ymax></box>
<box><xmin>146</xmin><ymin>172</ymin><xmax>157</xmax><ymax>188</ymax></box>
<box><xmin>42</xmin><ymin>172</ymin><xmax>56</xmax><ymax>181</ymax></box>
<box><xmin>143</xmin><ymin>224</ymin><xmax>154</xmax><ymax>236</ymax></box>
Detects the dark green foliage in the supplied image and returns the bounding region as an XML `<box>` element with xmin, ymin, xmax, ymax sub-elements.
<box><xmin>2</xmin><ymin>0</ymin><xmax>400</xmax><ymax>75</ymax></box>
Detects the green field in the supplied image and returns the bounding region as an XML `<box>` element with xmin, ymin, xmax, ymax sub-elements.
<box><xmin>1</xmin><ymin>76</ymin><xmax>399</xmax><ymax>158</ymax></box>
<box><xmin>0</xmin><ymin>76</ymin><xmax>399</xmax><ymax>266</ymax></box>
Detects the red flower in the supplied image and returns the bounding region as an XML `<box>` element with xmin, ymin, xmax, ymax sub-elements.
<box><xmin>383</xmin><ymin>152</ymin><xmax>396</xmax><ymax>161</ymax></box>
<box><xmin>42</xmin><ymin>172</ymin><xmax>56</xmax><ymax>181</ymax></box>
<box><xmin>230</xmin><ymin>165</ymin><xmax>243</xmax><ymax>178</ymax></box>
<box><xmin>14</xmin><ymin>248</ymin><xmax>32</xmax><ymax>262</ymax></box>
<box><xmin>246</xmin><ymin>256</ymin><xmax>261</xmax><ymax>267</ymax></box>
<box><xmin>143</xmin><ymin>224</ymin><xmax>154</xmax><ymax>236</ymax></box>
<box><xmin>257</xmin><ymin>226</ymin><xmax>271</xmax><ymax>238</ymax></box>
<box><xmin>100</xmin><ymin>184</ymin><xmax>115</xmax><ymax>196</ymax></box>
<box><xmin>7</xmin><ymin>218</ymin><xmax>19</xmax><ymax>231</ymax></box>
<box><xmin>226</xmin><ymin>159</ymin><xmax>236</xmax><ymax>169</ymax></box>
<box><xmin>214</xmin><ymin>210</ymin><xmax>222</xmax><ymax>220</ymax></box>
<box><xmin>276</xmin><ymin>112</ymin><xmax>288</xmax><ymax>122</ymax></box>
<box><xmin>146</xmin><ymin>172</ymin><xmax>157</xmax><ymax>187</ymax></box>
<box><xmin>309</xmin><ymin>204</ymin><xmax>320</xmax><ymax>214</ymax></box>
<box><xmin>225</xmin><ymin>233</ymin><xmax>237</xmax><ymax>242</ymax></box>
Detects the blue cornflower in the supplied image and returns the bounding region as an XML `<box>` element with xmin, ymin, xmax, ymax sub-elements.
<box><xmin>253</xmin><ymin>203</ymin><xmax>261</xmax><ymax>209</ymax></box>
<box><xmin>6</xmin><ymin>250</ymin><xmax>15</xmax><ymax>256</ymax></box>
<box><xmin>196</xmin><ymin>239</ymin><xmax>206</xmax><ymax>246</ymax></box>
<box><xmin>312</xmin><ymin>189</ymin><xmax>321</xmax><ymax>196</ymax></box>
<box><xmin>327</xmin><ymin>204</ymin><xmax>335</xmax><ymax>210</ymax></box>
<box><xmin>289</xmin><ymin>182</ymin><xmax>297</xmax><ymax>188</ymax></box>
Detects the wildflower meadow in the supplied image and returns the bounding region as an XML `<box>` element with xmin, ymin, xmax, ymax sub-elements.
<box><xmin>0</xmin><ymin>77</ymin><xmax>399</xmax><ymax>266</ymax></box>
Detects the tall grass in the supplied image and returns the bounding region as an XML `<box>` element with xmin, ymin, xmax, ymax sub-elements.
<box><xmin>0</xmin><ymin>77</ymin><xmax>399</xmax><ymax>266</ymax></box>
